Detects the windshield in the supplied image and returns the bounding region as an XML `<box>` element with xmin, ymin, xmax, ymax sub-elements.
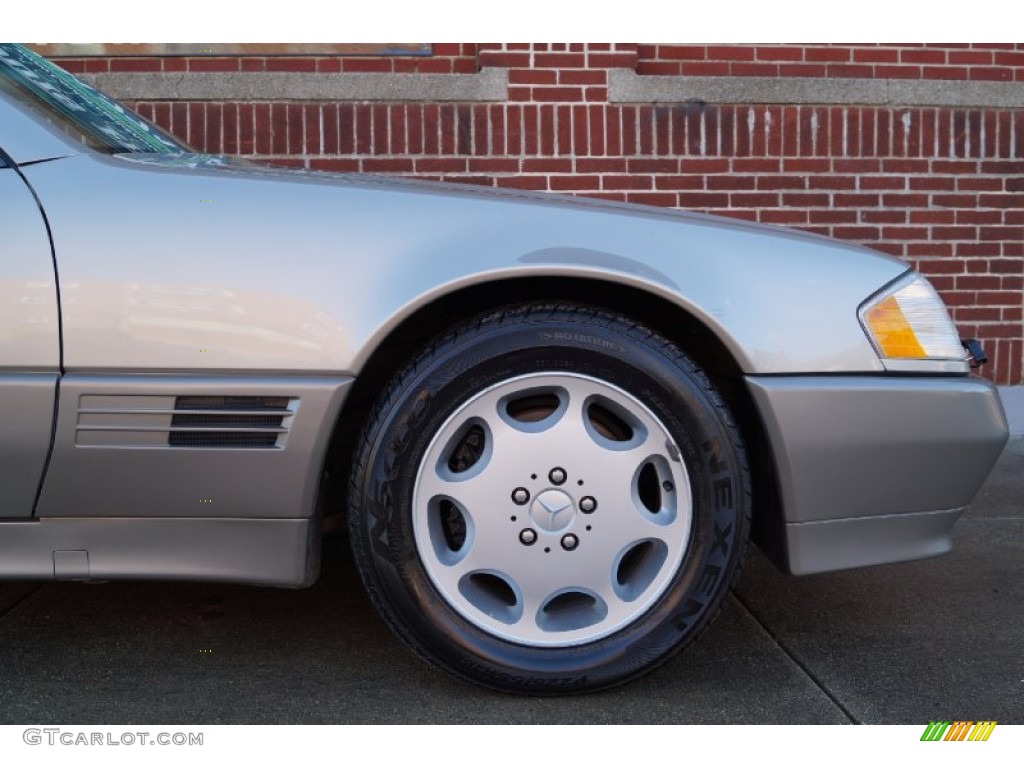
<box><xmin>0</xmin><ymin>43</ymin><xmax>187</xmax><ymax>154</ymax></box>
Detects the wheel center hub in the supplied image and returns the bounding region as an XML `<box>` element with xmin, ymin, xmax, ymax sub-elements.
<box><xmin>529</xmin><ymin>489</ymin><xmax>576</xmax><ymax>532</ymax></box>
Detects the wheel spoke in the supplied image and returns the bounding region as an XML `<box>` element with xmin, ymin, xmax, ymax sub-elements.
<box><xmin>412</xmin><ymin>370</ymin><xmax>694</xmax><ymax>647</ymax></box>
<box><xmin>415</xmin><ymin>467</ymin><xmax>493</xmax><ymax>516</ymax></box>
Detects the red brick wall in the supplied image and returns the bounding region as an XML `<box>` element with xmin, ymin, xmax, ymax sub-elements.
<box><xmin>55</xmin><ymin>43</ymin><xmax>1024</xmax><ymax>384</ymax></box>
<box><xmin>636</xmin><ymin>44</ymin><xmax>1024</xmax><ymax>81</ymax></box>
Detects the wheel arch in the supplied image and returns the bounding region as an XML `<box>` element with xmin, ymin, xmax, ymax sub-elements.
<box><xmin>319</xmin><ymin>276</ymin><xmax>788</xmax><ymax>570</ymax></box>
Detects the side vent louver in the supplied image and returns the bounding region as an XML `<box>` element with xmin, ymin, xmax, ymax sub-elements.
<box><xmin>169</xmin><ymin>396</ymin><xmax>292</xmax><ymax>448</ymax></box>
<box><xmin>76</xmin><ymin>394</ymin><xmax>297</xmax><ymax>449</ymax></box>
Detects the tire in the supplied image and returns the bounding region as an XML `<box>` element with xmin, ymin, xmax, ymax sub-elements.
<box><xmin>348</xmin><ymin>303</ymin><xmax>751</xmax><ymax>694</ymax></box>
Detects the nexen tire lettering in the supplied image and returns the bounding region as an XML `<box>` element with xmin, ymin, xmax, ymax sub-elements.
<box><xmin>348</xmin><ymin>303</ymin><xmax>751</xmax><ymax>694</ymax></box>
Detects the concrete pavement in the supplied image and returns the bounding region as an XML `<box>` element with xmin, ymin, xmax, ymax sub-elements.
<box><xmin>0</xmin><ymin>445</ymin><xmax>1020</xmax><ymax>724</ymax></box>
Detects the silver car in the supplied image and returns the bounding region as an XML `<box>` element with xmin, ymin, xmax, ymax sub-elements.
<box><xmin>0</xmin><ymin>43</ymin><xmax>1009</xmax><ymax>694</ymax></box>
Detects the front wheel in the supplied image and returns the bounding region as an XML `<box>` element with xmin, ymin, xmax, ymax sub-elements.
<box><xmin>348</xmin><ymin>304</ymin><xmax>750</xmax><ymax>694</ymax></box>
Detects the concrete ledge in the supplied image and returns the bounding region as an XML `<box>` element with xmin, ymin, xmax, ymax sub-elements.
<box><xmin>609</xmin><ymin>70</ymin><xmax>1024</xmax><ymax>108</ymax></box>
<box><xmin>998</xmin><ymin>386</ymin><xmax>1024</xmax><ymax>438</ymax></box>
<box><xmin>81</xmin><ymin>68</ymin><xmax>508</xmax><ymax>102</ymax></box>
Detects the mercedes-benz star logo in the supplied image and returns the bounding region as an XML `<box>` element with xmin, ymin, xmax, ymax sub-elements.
<box><xmin>530</xmin><ymin>489</ymin><xmax>576</xmax><ymax>533</ymax></box>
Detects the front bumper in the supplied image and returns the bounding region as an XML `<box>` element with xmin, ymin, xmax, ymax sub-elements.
<box><xmin>746</xmin><ymin>375</ymin><xmax>1008</xmax><ymax>575</ymax></box>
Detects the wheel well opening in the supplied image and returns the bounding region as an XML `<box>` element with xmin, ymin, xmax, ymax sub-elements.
<box><xmin>319</xmin><ymin>277</ymin><xmax>786</xmax><ymax>569</ymax></box>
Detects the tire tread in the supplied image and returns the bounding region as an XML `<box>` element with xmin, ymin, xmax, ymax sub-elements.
<box><xmin>347</xmin><ymin>302</ymin><xmax>752</xmax><ymax>694</ymax></box>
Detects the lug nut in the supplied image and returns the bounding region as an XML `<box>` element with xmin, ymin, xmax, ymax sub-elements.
<box><xmin>579</xmin><ymin>496</ymin><xmax>597</xmax><ymax>513</ymax></box>
<box><xmin>549</xmin><ymin>467</ymin><xmax>567</xmax><ymax>485</ymax></box>
<box><xmin>511</xmin><ymin>487</ymin><xmax>530</xmax><ymax>505</ymax></box>
<box><xmin>519</xmin><ymin>529</ymin><xmax>537</xmax><ymax>546</ymax></box>
<box><xmin>662</xmin><ymin>480</ymin><xmax>674</xmax><ymax>492</ymax></box>
<box><xmin>561</xmin><ymin>534</ymin><xmax>579</xmax><ymax>551</ymax></box>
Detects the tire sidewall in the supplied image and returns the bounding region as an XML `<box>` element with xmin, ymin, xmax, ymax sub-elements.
<box><xmin>352</xmin><ymin>312</ymin><xmax>748</xmax><ymax>693</ymax></box>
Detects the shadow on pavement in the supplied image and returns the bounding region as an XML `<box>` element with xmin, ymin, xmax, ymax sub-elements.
<box><xmin>0</xmin><ymin>445</ymin><xmax>1020</xmax><ymax>724</ymax></box>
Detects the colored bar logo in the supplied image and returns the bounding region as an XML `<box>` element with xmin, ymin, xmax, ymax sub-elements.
<box><xmin>920</xmin><ymin>721</ymin><xmax>997</xmax><ymax>741</ymax></box>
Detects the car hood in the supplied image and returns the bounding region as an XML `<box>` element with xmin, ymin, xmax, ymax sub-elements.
<box><xmin>113</xmin><ymin>151</ymin><xmax>869</xmax><ymax>254</ymax></box>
